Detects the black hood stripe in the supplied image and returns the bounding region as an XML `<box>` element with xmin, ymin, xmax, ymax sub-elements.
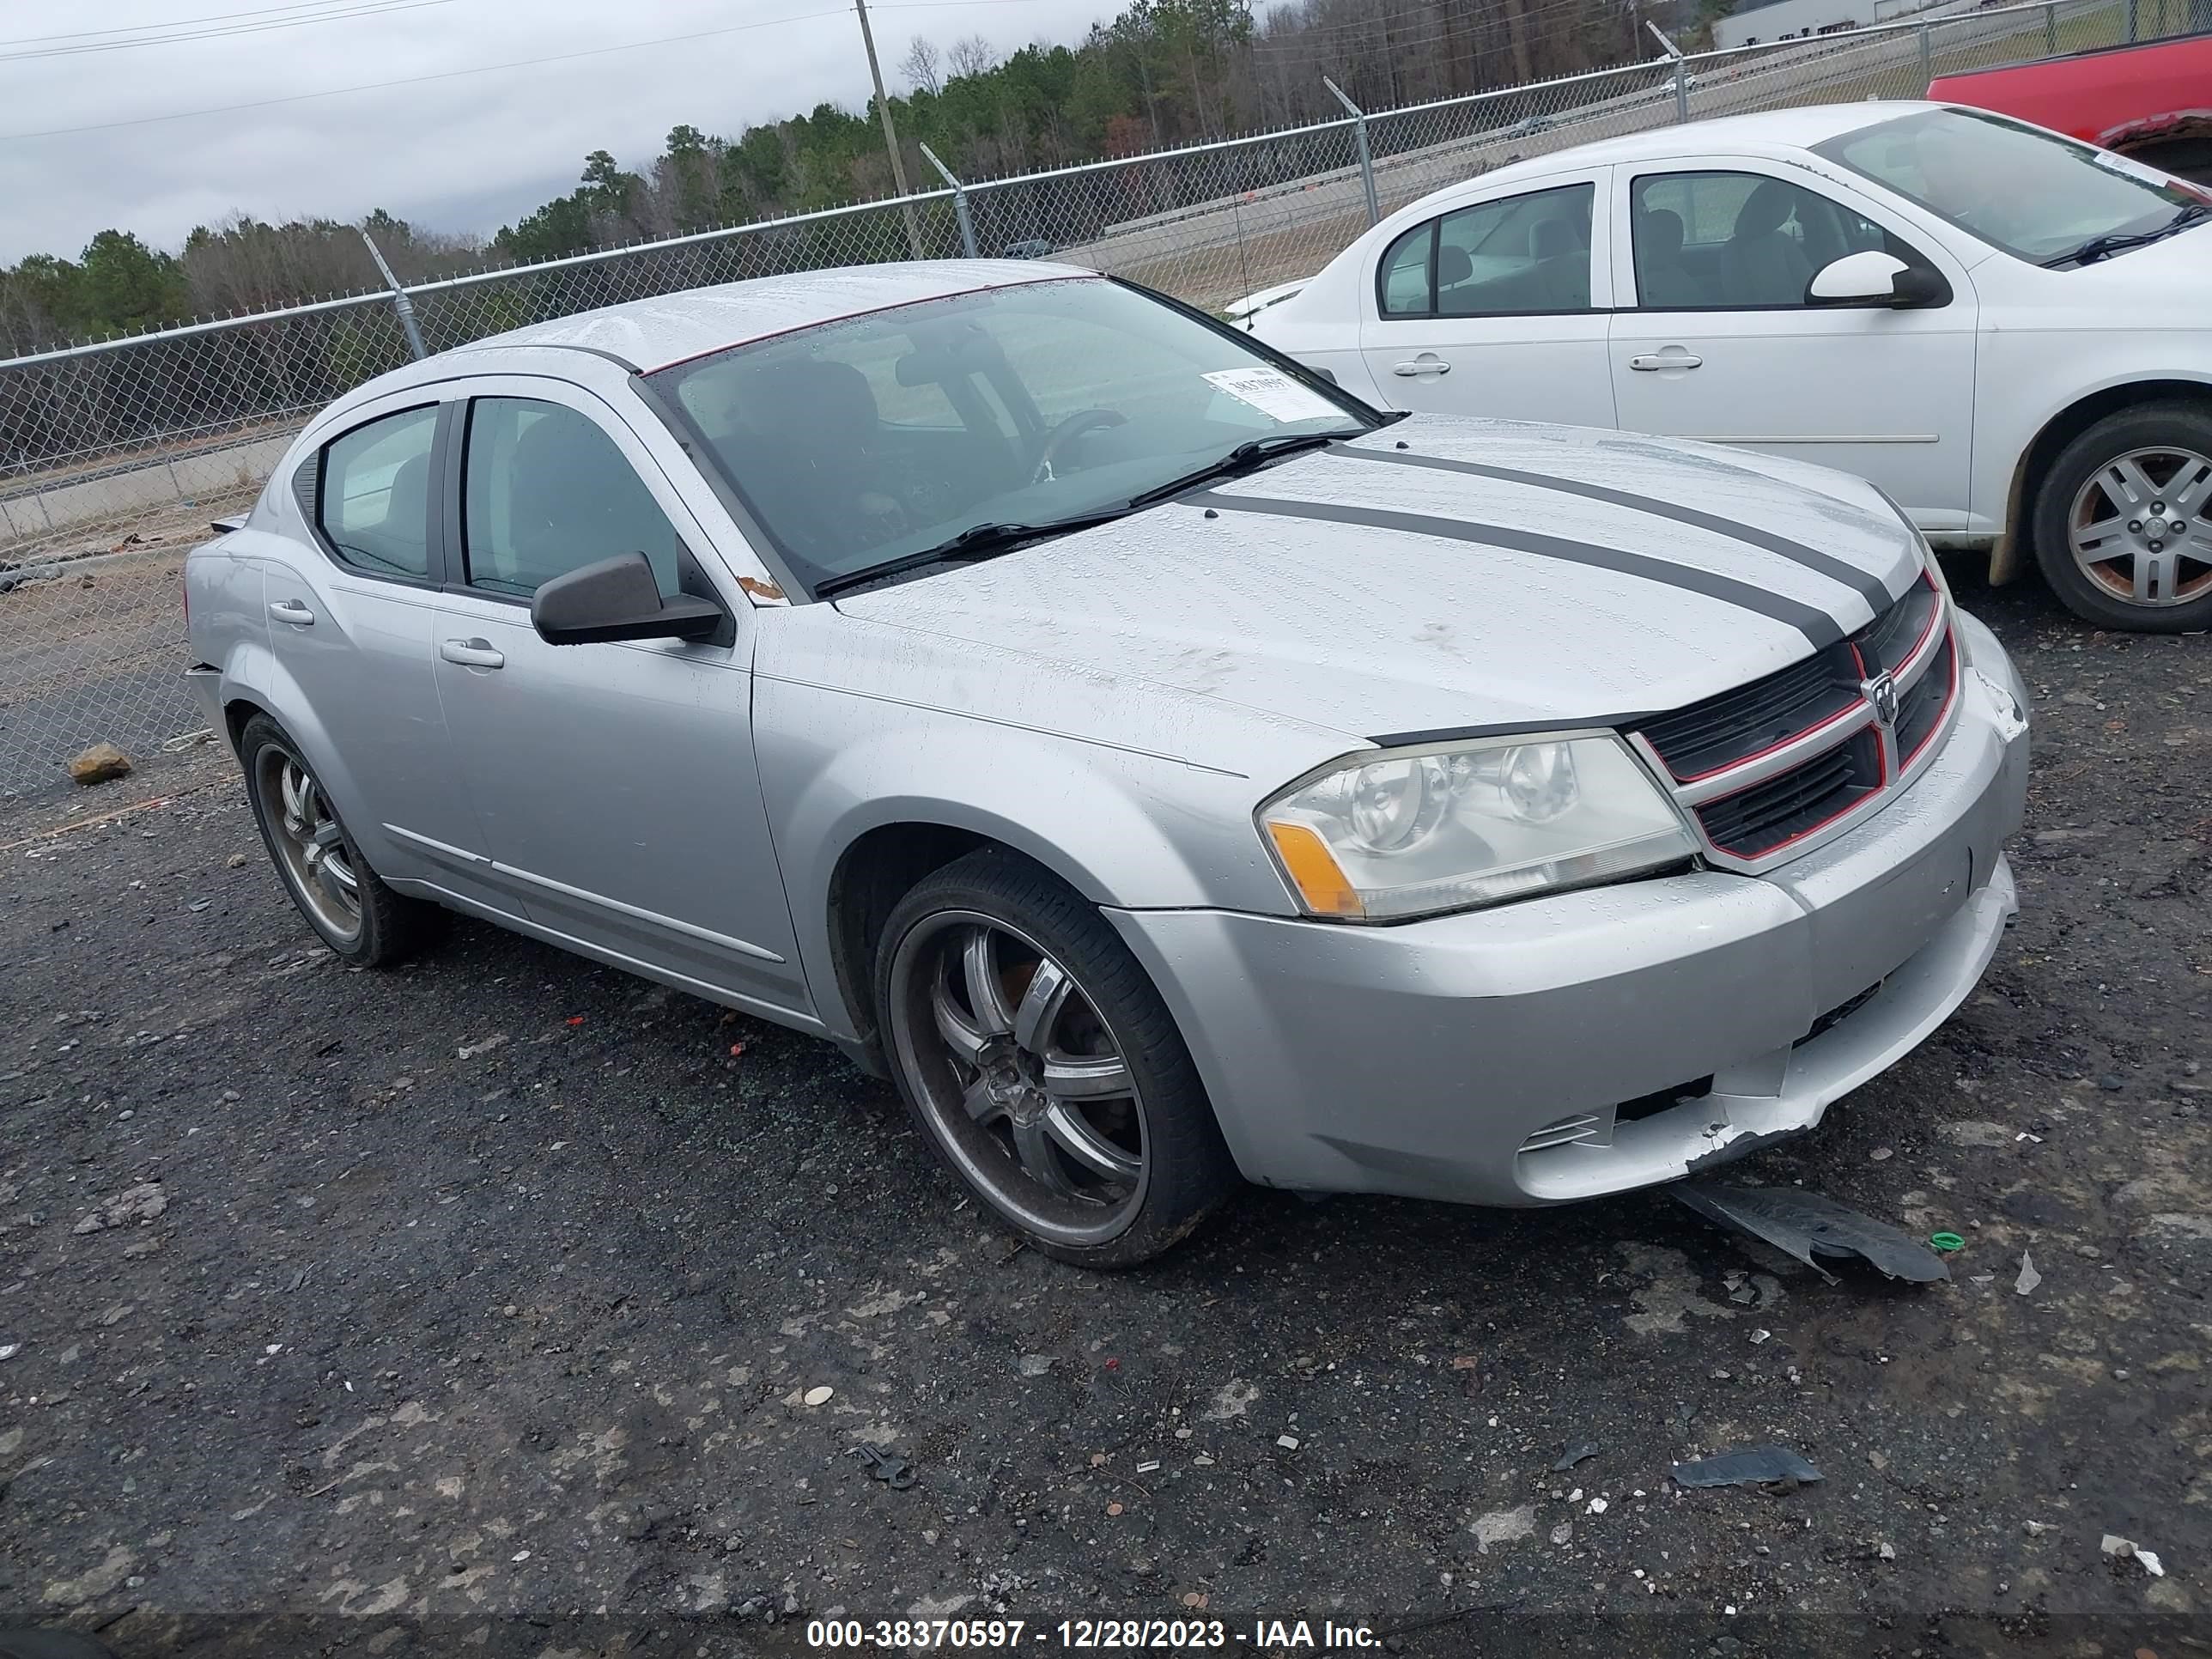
<box><xmin>1191</xmin><ymin>489</ymin><xmax>1845</xmax><ymax>649</ymax></box>
<box><xmin>1326</xmin><ymin>443</ymin><xmax>1896</xmax><ymax>615</ymax></box>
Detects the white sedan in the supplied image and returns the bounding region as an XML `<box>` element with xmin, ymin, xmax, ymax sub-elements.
<box><xmin>1246</xmin><ymin>101</ymin><xmax>2212</xmax><ymax>631</ymax></box>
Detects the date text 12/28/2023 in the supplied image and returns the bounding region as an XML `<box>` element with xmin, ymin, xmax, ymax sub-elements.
<box><xmin>805</xmin><ymin>1617</ymin><xmax>1384</xmax><ymax>1649</ymax></box>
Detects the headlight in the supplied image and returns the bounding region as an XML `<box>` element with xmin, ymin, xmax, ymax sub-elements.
<box><xmin>1259</xmin><ymin>733</ymin><xmax>1696</xmax><ymax>921</ymax></box>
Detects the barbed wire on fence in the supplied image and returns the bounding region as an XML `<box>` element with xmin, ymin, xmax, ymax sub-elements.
<box><xmin>0</xmin><ymin>0</ymin><xmax>2172</xmax><ymax>793</ymax></box>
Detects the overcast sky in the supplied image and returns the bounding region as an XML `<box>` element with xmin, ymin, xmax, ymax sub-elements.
<box><xmin>0</xmin><ymin>0</ymin><xmax>1120</xmax><ymax>264</ymax></box>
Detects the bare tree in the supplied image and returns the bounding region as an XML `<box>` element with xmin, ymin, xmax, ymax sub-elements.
<box><xmin>945</xmin><ymin>33</ymin><xmax>997</xmax><ymax>79</ymax></box>
<box><xmin>899</xmin><ymin>35</ymin><xmax>942</xmax><ymax>94</ymax></box>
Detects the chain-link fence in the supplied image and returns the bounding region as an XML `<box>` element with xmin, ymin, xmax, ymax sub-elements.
<box><xmin>0</xmin><ymin>0</ymin><xmax>2193</xmax><ymax>793</ymax></box>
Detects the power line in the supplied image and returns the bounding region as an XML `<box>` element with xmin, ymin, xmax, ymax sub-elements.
<box><xmin>0</xmin><ymin>0</ymin><xmax>1043</xmax><ymax>141</ymax></box>
<box><xmin>0</xmin><ymin>0</ymin><xmax>459</xmax><ymax>64</ymax></box>
<box><xmin>0</xmin><ymin>0</ymin><xmax>368</xmax><ymax>50</ymax></box>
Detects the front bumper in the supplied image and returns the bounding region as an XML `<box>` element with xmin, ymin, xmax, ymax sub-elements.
<box><xmin>1109</xmin><ymin>611</ymin><xmax>2029</xmax><ymax>1207</ymax></box>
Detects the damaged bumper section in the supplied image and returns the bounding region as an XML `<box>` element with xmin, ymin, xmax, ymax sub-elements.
<box><xmin>1109</xmin><ymin>612</ymin><xmax>2029</xmax><ymax>1209</ymax></box>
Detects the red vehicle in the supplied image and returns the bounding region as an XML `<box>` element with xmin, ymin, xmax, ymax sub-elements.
<box><xmin>1927</xmin><ymin>29</ymin><xmax>2212</xmax><ymax>182</ymax></box>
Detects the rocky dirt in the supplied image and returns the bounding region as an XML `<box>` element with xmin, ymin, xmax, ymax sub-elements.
<box><xmin>0</xmin><ymin>568</ymin><xmax>2207</xmax><ymax>1658</ymax></box>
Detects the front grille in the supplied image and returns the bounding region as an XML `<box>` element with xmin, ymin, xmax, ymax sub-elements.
<box><xmin>1893</xmin><ymin>629</ymin><xmax>1954</xmax><ymax>763</ymax></box>
<box><xmin>1697</xmin><ymin>728</ymin><xmax>1883</xmax><ymax>857</ymax></box>
<box><xmin>1856</xmin><ymin>575</ymin><xmax>1940</xmax><ymax>676</ymax></box>
<box><xmin>1628</xmin><ymin>570</ymin><xmax>1954</xmax><ymax>866</ymax></box>
<box><xmin>1636</xmin><ymin>643</ymin><xmax>1863</xmax><ymax>781</ymax></box>
<box><xmin>1633</xmin><ymin>573</ymin><xmax>1940</xmax><ymax>782</ymax></box>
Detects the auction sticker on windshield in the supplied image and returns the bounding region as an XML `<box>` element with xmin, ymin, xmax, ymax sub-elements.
<box><xmin>1202</xmin><ymin>367</ymin><xmax>1344</xmax><ymax>423</ymax></box>
<box><xmin>2087</xmin><ymin>148</ymin><xmax>2176</xmax><ymax>188</ymax></box>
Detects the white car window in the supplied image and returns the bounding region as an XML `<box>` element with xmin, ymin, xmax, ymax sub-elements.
<box><xmin>1378</xmin><ymin>222</ymin><xmax>1435</xmax><ymax>317</ymax></box>
<box><xmin>1629</xmin><ymin>170</ymin><xmax>1927</xmax><ymax>309</ymax></box>
<box><xmin>317</xmin><ymin>404</ymin><xmax>437</xmax><ymax>580</ymax></box>
<box><xmin>1373</xmin><ymin>183</ymin><xmax>1595</xmax><ymax>318</ymax></box>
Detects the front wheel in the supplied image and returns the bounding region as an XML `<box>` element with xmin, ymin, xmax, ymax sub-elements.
<box><xmin>2031</xmin><ymin>403</ymin><xmax>2212</xmax><ymax>632</ymax></box>
<box><xmin>874</xmin><ymin>849</ymin><xmax>1237</xmax><ymax>1266</ymax></box>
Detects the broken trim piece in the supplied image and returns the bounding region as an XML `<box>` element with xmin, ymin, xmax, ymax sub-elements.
<box><xmin>1670</xmin><ymin>1181</ymin><xmax>1949</xmax><ymax>1284</ymax></box>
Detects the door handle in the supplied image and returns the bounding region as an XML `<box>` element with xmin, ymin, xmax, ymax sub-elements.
<box><xmin>1628</xmin><ymin>352</ymin><xmax>1704</xmax><ymax>372</ymax></box>
<box><xmin>1392</xmin><ymin>356</ymin><xmax>1452</xmax><ymax>377</ymax></box>
<box><xmin>267</xmin><ymin>599</ymin><xmax>315</xmax><ymax>625</ymax></box>
<box><xmin>440</xmin><ymin>638</ymin><xmax>505</xmax><ymax>669</ymax></box>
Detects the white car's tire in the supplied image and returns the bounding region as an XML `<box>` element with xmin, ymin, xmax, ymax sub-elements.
<box><xmin>2032</xmin><ymin>403</ymin><xmax>2212</xmax><ymax>634</ymax></box>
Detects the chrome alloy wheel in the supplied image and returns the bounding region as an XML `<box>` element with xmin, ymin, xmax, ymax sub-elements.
<box><xmin>886</xmin><ymin>911</ymin><xmax>1147</xmax><ymax>1245</ymax></box>
<box><xmin>2068</xmin><ymin>445</ymin><xmax>2212</xmax><ymax>608</ymax></box>
<box><xmin>254</xmin><ymin>744</ymin><xmax>362</xmax><ymax>940</ymax></box>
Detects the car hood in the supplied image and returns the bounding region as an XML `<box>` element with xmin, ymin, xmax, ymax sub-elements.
<box><xmin>830</xmin><ymin>416</ymin><xmax>1923</xmax><ymax>746</ymax></box>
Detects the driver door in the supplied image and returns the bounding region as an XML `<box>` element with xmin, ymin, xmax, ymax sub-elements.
<box><xmin>428</xmin><ymin>375</ymin><xmax>810</xmax><ymax>1016</ymax></box>
<box><xmin>1606</xmin><ymin>162</ymin><xmax>1980</xmax><ymax>531</ymax></box>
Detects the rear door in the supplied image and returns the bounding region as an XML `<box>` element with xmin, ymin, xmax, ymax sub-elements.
<box><xmin>265</xmin><ymin>391</ymin><xmax>511</xmax><ymax>913</ymax></box>
<box><xmin>1356</xmin><ymin>171</ymin><xmax>1620</xmax><ymax>429</ymax></box>
<box><xmin>428</xmin><ymin>376</ymin><xmax>809</xmax><ymax>1016</ymax></box>
<box><xmin>1606</xmin><ymin>161</ymin><xmax>1980</xmax><ymax>529</ymax></box>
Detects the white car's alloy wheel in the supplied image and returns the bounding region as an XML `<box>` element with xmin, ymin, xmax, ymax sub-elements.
<box><xmin>2067</xmin><ymin>444</ymin><xmax>2212</xmax><ymax>609</ymax></box>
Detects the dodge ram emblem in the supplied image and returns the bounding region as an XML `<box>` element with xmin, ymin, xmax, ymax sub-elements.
<box><xmin>1868</xmin><ymin>673</ymin><xmax>1900</xmax><ymax>726</ymax></box>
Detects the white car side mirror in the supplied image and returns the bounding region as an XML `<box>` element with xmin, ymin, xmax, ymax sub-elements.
<box><xmin>1808</xmin><ymin>249</ymin><xmax>1945</xmax><ymax>308</ymax></box>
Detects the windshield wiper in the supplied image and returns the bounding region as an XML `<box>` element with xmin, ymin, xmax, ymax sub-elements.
<box><xmin>815</xmin><ymin>510</ymin><xmax>1127</xmax><ymax>598</ymax></box>
<box><xmin>816</xmin><ymin>430</ymin><xmax>1357</xmax><ymax>598</ymax></box>
<box><xmin>2044</xmin><ymin>200</ymin><xmax>2211</xmax><ymax>267</ymax></box>
<box><xmin>1122</xmin><ymin>430</ymin><xmax>1352</xmax><ymax>511</ymax></box>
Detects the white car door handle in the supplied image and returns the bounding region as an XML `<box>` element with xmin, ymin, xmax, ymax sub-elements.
<box><xmin>440</xmin><ymin>638</ymin><xmax>505</xmax><ymax>669</ymax></box>
<box><xmin>1392</xmin><ymin>356</ymin><xmax>1451</xmax><ymax>377</ymax></box>
<box><xmin>267</xmin><ymin>599</ymin><xmax>314</xmax><ymax>625</ymax></box>
<box><xmin>1628</xmin><ymin>352</ymin><xmax>1703</xmax><ymax>371</ymax></box>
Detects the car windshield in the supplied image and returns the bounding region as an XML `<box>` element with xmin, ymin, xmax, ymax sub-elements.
<box><xmin>648</xmin><ymin>276</ymin><xmax>1372</xmax><ymax>593</ymax></box>
<box><xmin>1814</xmin><ymin>106</ymin><xmax>2207</xmax><ymax>264</ymax></box>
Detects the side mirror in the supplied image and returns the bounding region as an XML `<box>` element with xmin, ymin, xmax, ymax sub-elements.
<box><xmin>1808</xmin><ymin>250</ymin><xmax>1946</xmax><ymax>308</ymax></box>
<box><xmin>532</xmin><ymin>551</ymin><xmax>726</xmax><ymax>646</ymax></box>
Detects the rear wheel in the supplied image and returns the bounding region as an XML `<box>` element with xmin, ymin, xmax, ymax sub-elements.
<box><xmin>874</xmin><ymin>848</ymin><xmax>1237</xmax><ymax>1266</ymax></box>
<box><xmin>238</xmin><ymin>713</ymin><xmax>440</xmax><ymax>967</ymax></box>
<box><xmin>2031</xmin><ymin>403</ymin><xmax>2212</xmax><ymax>632</ymax></box>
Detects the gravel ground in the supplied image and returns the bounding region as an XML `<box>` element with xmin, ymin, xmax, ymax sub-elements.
<box><xmin>1</xmin><ymin>568</ymin><xmax>2207</xmax><ymax>1659</ymax></box>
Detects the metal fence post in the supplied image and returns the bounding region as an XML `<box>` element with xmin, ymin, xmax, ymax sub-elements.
<box><xmin>2126</xmin><ymin>0</ymin><xmax>2139</xmax><ymax>38</ymax></box>
<box><xmin>1918</xmin><ymin>21</ymin><xmax>1933</xmax><ymax>88</ymax></box>
<box><xmin>919</xmin><ymin>143</ymin><xmax>978</xmax><ymax>258</ymax></box>
<box><xmin>1323</xmin><ymin>78</ymin><xmax>1381</xmax><ymax>228</ymax></box>
<box><xmin>1647</xmin><ymin>23</ymin><xmax>1689</xmax><ymax>123</ymax></box>
<box><xmin>356</xmin><ymin>228</ymin><xmax>425</xmax><ymax>361</ymax></box>
<box><xmin>2045</xmin><ymin>1</ymin><xmax>2057</xmax><ymax>51</ymax></box>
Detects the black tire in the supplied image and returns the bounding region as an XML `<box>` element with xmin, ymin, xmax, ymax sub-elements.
<box><xmin>872</xmin><ymin>848</ymin><xmax>1237</xmax><ymax>1267</ymax></box>
<box><xmin>2030</xmin><ymin>401</ymin><xmax>2212</xmax><ymax>633</ymax></box>
<box><xmin>237</xmin><ymin>713</ymin><xmax>441</xmax><ymax>968</ymax></box>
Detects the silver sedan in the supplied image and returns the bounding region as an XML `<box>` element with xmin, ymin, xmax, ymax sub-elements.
<box><xmin>185</xmin><ymin>260</ymin><xmax>2029</xmax><ymax>1264</ymax></box>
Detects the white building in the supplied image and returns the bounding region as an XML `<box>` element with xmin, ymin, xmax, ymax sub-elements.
<box><xmin>1711</xmin><ymin>0</ymin><xmax>1870</xmax><ymax>49</ymax></box>
<box><xmin>1711</xmin><ymin>0</ymin><xmax>1970</xmax><ymax>48</ymax></box>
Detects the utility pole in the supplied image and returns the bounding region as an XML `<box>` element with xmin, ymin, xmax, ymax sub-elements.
<box><xmin>854</xmin><ymin>0</ymin><xmax>927</xmax><ymax>258</ymax></box>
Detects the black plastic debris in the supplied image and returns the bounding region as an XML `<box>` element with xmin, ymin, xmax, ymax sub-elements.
<box><xmin>1671</xmin><ymin>1445</ymin><xmax>1824</xmax><ymax>1489</ymax></box>
<box><xmin>1670</xmin><ymin>1182</ymin><xmax>1949</xmax><ymax>1284</ymax></box>
<box><xmin>847</xmin><ymin>1443</ymin><xmax>916</xmax><ymax>1489</ymax></box>
<box><xmin>1551</xmin><ymin>1443</ymin><xmax>1600</xmax><ymax>1472</ymax></box>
